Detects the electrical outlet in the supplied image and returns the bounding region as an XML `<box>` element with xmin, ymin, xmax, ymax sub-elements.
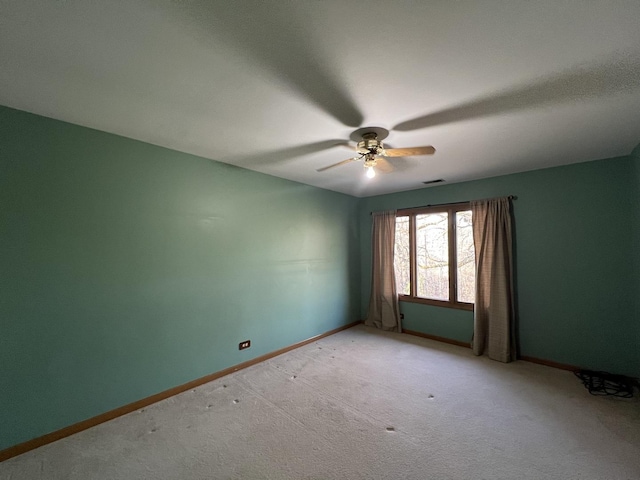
<box><xmin>239</xmin><ymin>340</ymin><xmax>251</xmax><ymax>350</ymax></box>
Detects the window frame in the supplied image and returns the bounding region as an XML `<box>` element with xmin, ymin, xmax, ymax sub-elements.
<box><xmin>396</xmin><ymin>203</ymin><xmax>474</xmax><ymax>311</ymax></box>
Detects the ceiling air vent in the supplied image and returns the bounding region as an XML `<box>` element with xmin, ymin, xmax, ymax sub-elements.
<box><xmin>422</xmin><ymin>179</ymin><xmax>444</xmax><ymax>185</ymax></box>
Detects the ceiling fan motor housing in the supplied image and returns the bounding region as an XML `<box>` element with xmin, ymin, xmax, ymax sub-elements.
<box><xmin>357</xmin><ymin>132</ymin><xmax>384</xmax><ymax>155</ymax></box>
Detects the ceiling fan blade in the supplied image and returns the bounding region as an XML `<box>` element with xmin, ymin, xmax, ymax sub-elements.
<box><xmin>384</xmin><ymin>146</ymin><xmax>435</xmax><ymax>157</ymax></box>
<box><xmin>316</xmin><ymin>157</ymin><xmax>359</xmax><ymax>172</ymax></box>
<box><xmin>375</xmin><ymin>157</ymin><xmax>395</xmax><ymax>174</ymax></box>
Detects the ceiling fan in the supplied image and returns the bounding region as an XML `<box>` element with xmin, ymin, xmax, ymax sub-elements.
<box><xmin>316</xmin><ymin>127</ymin><xmax>435</xmax><ymax>178</ymax></box>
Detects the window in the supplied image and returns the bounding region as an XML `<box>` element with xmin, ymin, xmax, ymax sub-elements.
<box><xmin>394</xmin><ymin>204</ymin><xmax>475</xmax><ymax>310</ymax></box>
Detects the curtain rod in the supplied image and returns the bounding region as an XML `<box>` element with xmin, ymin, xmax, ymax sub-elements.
<box><xmin>370</xmin><ymin>195</ymin><xmax>517</xmax><ymax>215</ymax></box>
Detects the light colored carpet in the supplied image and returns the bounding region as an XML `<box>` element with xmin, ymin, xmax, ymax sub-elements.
<box><xmin>2</xmin><ymin>324</ymin><xmax>639</xmax><ymax>479</ymax></box>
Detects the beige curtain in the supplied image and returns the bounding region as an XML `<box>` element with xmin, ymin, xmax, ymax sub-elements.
<box><xmin>471</xmin><ymin>197</ymin><xmax>516</xmax><ymax>362</ymax></box>
<box><xmin>365</xmin><ymin>210</ymin><xmax>401</xmax><ymax>332</ymax></box>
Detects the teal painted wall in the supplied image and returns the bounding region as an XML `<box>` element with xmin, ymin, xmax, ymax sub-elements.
<box><xmin>359</xmin><ymin>157</ymin><xmax>638</xmax><ymax>377</ymax></box>
<box><xmin>632</xmin><ymin>145</ymin><xmax>640</xmax><ymax>377</ymax></box>
<box><xmin>0</xmin><ymin>106</ymin><xmax>360</xmax><ymax>451</ymax></box>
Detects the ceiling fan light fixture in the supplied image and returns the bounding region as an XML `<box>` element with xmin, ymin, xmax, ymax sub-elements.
<box><xmin>366</xmin><ymin>165</ymin><xmax>376</xmax><ymax>179</ymax></box>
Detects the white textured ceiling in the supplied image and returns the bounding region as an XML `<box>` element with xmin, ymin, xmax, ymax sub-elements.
<box><xmin>2</xmin><ymin>1</ymin><xmax>640</xmax><ymax>197</ymax></box>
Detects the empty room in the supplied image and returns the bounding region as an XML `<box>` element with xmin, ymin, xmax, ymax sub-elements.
<box><xmin>1</xmin><ymin>1</ymin><xmax>639</xmax><ymax>479</ymax></box>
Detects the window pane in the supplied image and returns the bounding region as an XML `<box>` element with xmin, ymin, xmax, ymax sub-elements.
<box><xmin>394</xmin><ymin>216</ymin><xmax>410</xmax><ymax>295</ymax></box>
<box><xmin>416</xmin><ymin>213</ymin><xmax>449</xmax><ymax>300</ymax></box>
<box><xmin>456</xmin><ymin>210</ymin><xmax>475</xmax><ymax>303</ymax></box>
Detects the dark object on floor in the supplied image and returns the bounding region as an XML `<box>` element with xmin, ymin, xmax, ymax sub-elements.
<box><xmin>574</xmin><ymin>370</ymin><xmax>638</xmax><ymax>398</ymax></box>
